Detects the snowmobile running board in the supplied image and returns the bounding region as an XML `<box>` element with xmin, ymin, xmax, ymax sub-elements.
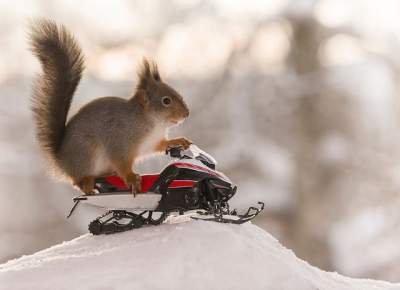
<box><xmin>67</xmin><ymin>192</ymin><xmax>162</xmax><ymax>218</ymax></box>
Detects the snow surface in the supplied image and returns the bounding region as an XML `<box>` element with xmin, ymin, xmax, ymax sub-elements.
<box><xmin>0</xmin><ymin>221</ymin><xmax>399</xmax><ymax>290</ymax></box>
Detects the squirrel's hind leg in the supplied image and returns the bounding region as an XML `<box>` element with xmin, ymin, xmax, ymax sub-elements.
<box><xmin>75</xmin><ymin>176</ymin><xmax>95</xmax><ymax>194</ymax></box>
<box><xmin>125</xmin><ymin>172</ymin><xmax>141</xmax><ymax>194</ymax></box>
<box><xmin>111</xmin><ymin>159</ymin><xmax>141</xmax><ymax>194</ymax></box>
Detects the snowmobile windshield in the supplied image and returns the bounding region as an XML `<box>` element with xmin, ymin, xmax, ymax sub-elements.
<box><xmin>188</xmin><ymin>145</ymin><xmax>217</xmax><ymax>169</ymax></box>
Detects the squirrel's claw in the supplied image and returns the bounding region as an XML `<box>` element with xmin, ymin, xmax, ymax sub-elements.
<box><xmin>130</xmin><ymin>185</ymin><xmax>137</xmax><ymax>197</ymax></box>
<box><xmin>130</xmin><ymin>183</ymin><xmax>141</xmax><ymax>197</ymax></box>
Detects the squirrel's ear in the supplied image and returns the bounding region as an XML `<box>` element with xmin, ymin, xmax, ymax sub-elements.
<box><xmin>137</xmin><ymin>58</ymin><xmax>162</xmax><ymax>91</ymax></box>
<box><xmin>135</xmin><ymin>89</ymin><xmax>150</xmax><ymax>110</ymax></box>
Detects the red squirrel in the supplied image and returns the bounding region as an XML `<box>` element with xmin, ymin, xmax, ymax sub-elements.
<box><xmin>29</xmin><ymin>19</ymin><xmax>191</xmax><ymax>194</ymax></box>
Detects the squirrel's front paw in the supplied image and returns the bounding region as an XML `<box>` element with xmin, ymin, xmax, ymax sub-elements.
<box><xmin>166</xmin><ymin>137</ymin><xmax>192</xmax><ymax>150</ymax></box>
<box><xmin>125</xmin><ymin>172</ymin><xmax>141</xmax><ymax>195</ymax></box>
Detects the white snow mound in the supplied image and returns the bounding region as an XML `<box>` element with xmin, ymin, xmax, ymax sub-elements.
<box><xmin>0</xmin><ymin>221</ymin><xmax>399</xmax><ymax>290</ymax></box>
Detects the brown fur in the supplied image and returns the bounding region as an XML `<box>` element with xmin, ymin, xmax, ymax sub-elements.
<box><xmin>29</xmin><ymin>18</ymin><xmax>84</xmax><ymax>175</ymax></box>
<box><xmin>29</xmin><ymin>18</ymin><xmax>191</xmax><ymax>194</ymax></box>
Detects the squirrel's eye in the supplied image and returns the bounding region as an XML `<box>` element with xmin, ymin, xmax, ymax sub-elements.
<box><xmin>162</xmin><ymin>96</ymin><xmax>172</xmax><ymax>106</ymax></box>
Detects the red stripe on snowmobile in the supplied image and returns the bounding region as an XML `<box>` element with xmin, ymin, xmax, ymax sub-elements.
<box><xmin>104</xmin><ymin>175</ymin><xmax>195</xmax><ymax>192</ymax></box>
<box><xmin>105</xmin><ymin>176</ymin><xmax>128</xmax><ymax>189</ymax></box>
<box><xmin>169</xmin><ymin>180</ymin><xmax>196</xmax><ymax>188</ymax></box>
<box><xmin>172</xmin><ymin>162</ymin><xmax>222</xmax><ymax>178</ymax></box>
<box><xmin>141</xmin><ymin>174</ymin><xmax>160</xmax><ymax>192</ymax></box>
<box><xmin>105</xmin><ymin>174</ymin><xmax>161</xmax><ymax>192</ymax></box>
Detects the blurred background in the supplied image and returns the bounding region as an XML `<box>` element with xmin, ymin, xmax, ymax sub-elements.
<box><xmin>1</xmin><ymin>0</ymin><xmax>400</xmax><ymax>282</ymax></box>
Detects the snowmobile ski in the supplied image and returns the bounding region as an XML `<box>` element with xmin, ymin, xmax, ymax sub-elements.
<box><xmin>191</xmin><ymin>202</ymin><xmax>265</xmax><ymax>224</ymax></box>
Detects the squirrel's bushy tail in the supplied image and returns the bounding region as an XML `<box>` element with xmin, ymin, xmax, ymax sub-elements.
<box><xmin>29</xmin><ymin>19</ymin><xmax>84</xmax><ymax>171</ymax></box>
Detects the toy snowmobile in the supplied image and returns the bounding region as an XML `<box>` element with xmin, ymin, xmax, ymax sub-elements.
<box><xmin>68</xmin><ymin>145</ymin><xmax>264</xmax><ymax>235</ymax></box>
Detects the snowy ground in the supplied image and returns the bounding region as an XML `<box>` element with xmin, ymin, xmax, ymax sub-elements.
<box><xmin>0</xmin><ymin>221</ymin><xmax>399</xmax><ymax>290</ymax></box>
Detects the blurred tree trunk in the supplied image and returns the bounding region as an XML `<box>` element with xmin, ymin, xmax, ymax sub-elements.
<box><xmin>284</xmin><ymin>16</ymin><xmax>353</xmax><ymax>270</ymax></box>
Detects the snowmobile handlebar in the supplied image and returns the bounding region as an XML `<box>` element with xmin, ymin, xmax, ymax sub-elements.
<box><xmin>165</xmin><ymin>145</ymin><xmax>184</xmax><ymax>158</ymax></box>
<box><xmin>166</xmin><ymin>144</ymin><xmax>218</xmax><ymax>170</ymax></box>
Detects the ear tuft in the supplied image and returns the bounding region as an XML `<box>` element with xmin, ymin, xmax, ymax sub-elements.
<box><xmin>150</xmin><ymin>61</ymin><xmax>161</xmax><ymax>81</ymax></box>
<box><xmin>137</xmin><ymin>58</ymin><xmax>161</xmax><ymax>90</ymax></box>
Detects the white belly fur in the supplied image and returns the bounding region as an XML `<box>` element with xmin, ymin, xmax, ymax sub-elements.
<box><xmin>137</xmin><ymin>124</ymin><xmax>168</xmax><ymax>160</ymax></box>
<box><xmin>92</xmin><ymin>124</ymin><xmax>169</xmax><ymax>174</ymax></box>
<box><xmin>92</xmin><ymin>146</ymin><xmax>112</xmax><ymax>175</ymax></box>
